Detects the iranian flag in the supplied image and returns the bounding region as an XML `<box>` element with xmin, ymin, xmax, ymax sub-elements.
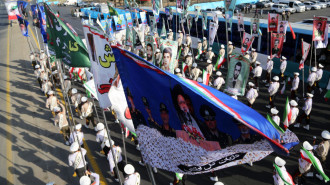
<box><xmin>283</xmin><ymin>97</ymin><xmax>291</xmax><ymax>128</ymax></box>
<box><xmin>202</xmin><ymin>69</ymin><xmax>210</xmax><ymax>85</ymax></box>
<box><xmin>214</xmin><ymin>54</ymin><xmax>226</xmax><ymax>70</ymax></box>
<box><xmin>182</xmin><ymin>62</ymin><xmax>188</xmax><ymax>78</ymax></box>
<box><xmin>299</xmin><ymin>41</ymin><xmax>311</xmax><ymax>70</ymax></box>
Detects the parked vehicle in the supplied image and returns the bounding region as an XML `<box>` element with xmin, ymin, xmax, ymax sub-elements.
<box><xmin>263</xmin><ymin>0</ymin><xmax>275</xmax><ymax>7</ymax></box>
<box><xmin>280</xmin><ymin>1</ymin><xmax>306</xmax><ymax>12</ymax></box>
<box><xmin>304</xmin><ymin>1</ymin><xmax>322</xmax><ymax>9</ymax></box>
<box><xmin>271</xmin><ymin>4</ymin><xmax>296</xmax><ymax>13</ymax></box>
<box><xmin>311</xmin><ymin>0</ymin><xmax>327</xmax><ymax>8</ymax></box>
<box><xmin>319</xmin><ymin>0</ymin><xmax>330</xmax><ymax>7</ymax></box>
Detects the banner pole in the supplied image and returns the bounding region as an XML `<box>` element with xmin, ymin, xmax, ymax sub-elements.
<box><xmin>301</xmin><ymin>38</ymin><xmax>305</xmax><ymax>97</ymax></box>
<box><xmin>146</xmin><ymin>163</ymin><xmax>157</xmax><ymax>185</ymax></box>
<box><xmin>102</xmin><ymin>110</ymin><xmax>123</xmax><ymax>185</ymax></box>
<box><xmin>92</xmin><ymin>98</ymin><xmax>100</xmax><ymax>123</ymax></box>
<box><xmin>267</xmin><ymin>13</ymin><xmax>269</xmax><ymax>55</ymax></box>
<box><xmin>225</xmin><ymin>14</ymin><xmax>229</xmax><ymax>69</ymax></box>
<box><xmin>119</xmin><ymin>123</ymin><xmax>128</xmax><ymax>164</ymax></box>
<box><xmin>309</xmin><ymin>41</ymin><xmax>313</xmax><ymax>73</ymax></box>
<box><xmin>195</xmin><ymin>18</ymin><xmax>198</xmax><ymax>39</ymax></box>
<box><xmin>314</xmin><ymin>41</ymin><xmax>317</xmax><ymax>68</ymax></box>
<box><xmin>176</xmin><ymin>9</ymin><xmax>178</xmax><ymax>40</ymax></box>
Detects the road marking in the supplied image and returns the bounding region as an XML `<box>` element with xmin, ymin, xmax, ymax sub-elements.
<box><xmin>55</xmin><ymin>89</ymin><xmax>108</xmax><ymax>185</ymax></box>
<box><xmin>28</xmin><ymin>26</ymin><xmax>40</xmax><ymax>50</ymax></box>
<box><xmin>6</xmin><ymin>20</ymin><xmax>13</xmax><ymax>185</ymax></box>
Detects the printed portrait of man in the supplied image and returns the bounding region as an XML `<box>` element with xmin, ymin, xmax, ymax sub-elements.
<box><xmin>272</xmin><ymin>39</ymin><xmax>280</xmax><ymax>57</ymax></box>
<box><xmin>269</xmin><ymin>17</ymin><xmax>276</xmax><ymax>28</ymax></box>
<box><xmin>242</xmin><ymin>37</ymin><xmax>250</xmax><ymax>51</ymax></box>
<box><xmin>252</xmin><ymin>22</ymin><xmax>258</xmax><ymax>36</ymax></box>
<box><xmin>227</xmin><ymin>62</ymin><xmax>243</xmax><ymax>89</ymax></box>
<box><xmin>162</xmin><ymin>47</ymin><xmax>172</xmax><ymax>71</ymax></box>
<box><xmin>146</xmin><ymin>43</ymin><xmax>153</xmax><ymax>62</ymax></box>
<box><xmin>314</xmin><ymin>22</ymin><xmax>323</xmax><ymax>40</ymax></box>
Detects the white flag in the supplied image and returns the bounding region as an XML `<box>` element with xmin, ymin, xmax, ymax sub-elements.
<box><xmin>209</xmin><ymin>22</ymin><xmax>218</xmax><ymax>46</ymax></box>
<box><xmin>314</xmin><ymin>23</ymin><xmax>328</xmax><ymax>49</ymax></box>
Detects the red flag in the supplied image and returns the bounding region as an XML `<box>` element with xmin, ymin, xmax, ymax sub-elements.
<box><xmin>288</xmin><ymin>23</ymin><xmax>296</xmax><ymax>40</ymax></box>
<box><xmin>312</xmin><ymin>17</ymin><xmax>328</xmax><ymax>41</ymax></box>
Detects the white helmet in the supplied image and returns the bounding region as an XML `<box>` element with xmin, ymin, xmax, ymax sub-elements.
<box><xmin>303</xmin><ymin>141</ymin><xmax>313</xmax><ymax>150</ymax></box>
<box><xmin>124</xmin><ymin>164</ymin><xmax>135</xmax><ymax>175</ymax></box>
<box><xmin>270</xmin><ymin>108</ymin><xmax>279</xmax><ymax>115</ymax></box>
<box><xmin>81</xmin><ymin>96</ymin><xmax>88</xmax><ymax>102</ymax></box>
<box><xmin>175</xmin><ymin>68</ymin><xmax>181</xmax><ymax>73</ymax></box>
<box><xmin>70</xmin><ymin>142</ymin><xmax>79</xmax><ymax>152</ymax></box>
<box><xmin>96</xmin><ymin>123</ymin><xmax>104</xmax><ymax>131</ymax></box>
<box><xmin>79</xmin><ymin>176</ymin><xmax>91</xmax><ymax>185</ymax></box>
<box><xmin>321</xmin><ymin>130</ymin><xmax>330</xmax><ymax>140</ymax></box>
<box><xmin>75</xmin><ymin>124</ymin><xmax>82</xmax><ymax>130</ymax></box>
<box><xmin>35</xmin><ymin>65</ymin><xmax>40</xmax><ymax>69</ymax></box>
<box><xmin>216</xmin><ymin>71</ymin><xmax>222</xmax><ymax>76</ymax></box>
<box><xmin>192</xmin><ymin>63</ymin><xmax>197</xmax><ymax>68</ymax></box>
<box><xmin>274</xmin><ymin>156</ymin><xmax>286</xmax><ymax>167</ymax></box>
<box><xmin>72</xmin><ymin>88</ymin><xmax>78</xmax><ymax>94</ymax></box>
<box><xmin>197</xmin><ymin>77</ymin><xmax>203</xmax><ymax>83</ymax></box>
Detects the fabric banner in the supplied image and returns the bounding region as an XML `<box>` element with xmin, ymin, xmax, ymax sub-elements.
<box><xmin>112</xmin><ymin>46</ymin><xmax>296</xmax><ymax>174</ymax></box>
<box><xmin>17</xmin><ymin>1</ymin><xmax>28</xmax><ymax>17</ymax></box>
<box><xmin>176</xmin><ymin>0</ymin><xmax>183</xmax><ymax>13</ymax></box>
<box><xmin>202</xmin><ymin>11</ymin><xmax>207</xmax><ymax>30</ymax></box>
<box><xmin>126</xmin><ymin>12</ymin><xmax>133</xmax><ymax>27</ymax></box>
<box><xmin>159</xmin><ymin>39</ymin><xmax>178</xmax><ymax>73</ymax></box>
<box><xmin>83</xmin><ymin>25</ymin><xmax>116</xmax><ymax>108</ymax></box>
<box><xmin>299</xmin><ymin>40</ymin><xmax>311</xmax><ymax>70</ymax></box>
<box><xmin>149</xmin><ymin>15</ymin><xmax>156</xmax><ymax>33</ymax></box>
<box><xmin>38</xmin><ymin>5</ymin><xmax>47</xmax><ymax>43</ymax></box>
<box><xmin>267</xmin><ymin>114</ymin><xmax>284</xmax><ymax>134</ymax></box>
<box><xmin>125</xmin><ymin>27</ymin><xmax>133</xmax><ymax>46</ymax></box>
<box><xmin>96</xmin><ymin>18</ymin><xmax>106</xmax><ymax>32</ymax></box>
<box><xmin>45</xmin><ymin>4</ymin><xmax>90</xmax><ymax>67</ymax></box>
<box><xmin>194</xmin><ymin>6</ymin><xmax>201</xmax><ymax>22</ymax></box>
<box><xmin>133</xmin><ymin>26</ymin><xmax>143</xmax><ymax>49</ymax></box>
<box><xmin>160</xmin><ymin>19</ymin><xmax>166</xmax><ymax>37</ymax></box>
<box><xmin>241</xmin><ymin>32</ymin><xmax>254</xmax><ymax>53</ymax></box>
<box><xmin>209</xmin><ymin>22</ymin><xmax>218</xmax><ymax>46</ymax></box>
<box><xmin>140</xmin><ymin>12</ymin><xmax>147</xmax><ymax>25</ymax></box>
<box><xmin>106</xmin><ymin>18</ymin><xmax>115</xmax><ymax>40</ymax></box>
<box><xmin>277</xmin><ymin>21</ymin><xmax>288</xmax><ymax>34</ymax></box>
<box><xmin>315</xmin><ymin>23</ymin><xmax>328</xmax><ymax>49</ymax></box>
<box><xmin>283</xmin><ymin>97</ymin><xmax>291</xmax><ymax>128</ymax></box>
<box><xmin>83</xmin><ymin>80</ymin><xmax>98</xmax><ymax>100</ymax></box>
<box><xmin>17</xmin><ymin>15</ymin><xmax>29</xmax><ymax>37</ymax></box>
<box><xmin>212</xmin><ymin>11</ymin><xmax>219</xmax><ymax>26</ymax></box>
<box><xmin>5</xmin><ymin>1</ymin><xmax>19</xmax><ymax>20</ymax></box>
<box><xmin>271</xmin><ymin>33</ymin><xmax>285</xmax><ymax>58</ymax></box>
<box><xmin>187</xmin><ymin>15</ymin><xmax>193</xmax><ymax>31</ymax></box>
<box><xmin>237</xmin><ymin>13</ymin><xmax>244</xmax><ymax>32</ymax></box>
<box><xmin>225</xmin><ymin>11</ymin><xmax>234</xmax><ymax>31</ymax></box>
<box><xmin>145</xmin><ymin>35</ymin><xmax>156</xmax><ymax>63</ymax></box>
<box><xmin>107</xmin><ymin>3</ymin><xmax>119</xmax><ymax>16</ymax></box>
<box><xmin>202</xmin><ymin>69</ymin><xmax>210</xmax><ymax>85</ymax></box>
<box><xmin>273</xmin><ymin>163</ymin><xmax>295</xmax><ymax>185</ymax></box>
<box><xmin>165</xmin><ymin>7</ymin><xmax>173</xmax><ymax>21</ymax></box>
<box><xmin>152</xmin><ymin>0</ymin><xmax>160</xmax><ymax>15</ymax></box>
<box><xmin>108</xmin><ymin>78</ymin><xmax>136</xmax><ymax>134</ymax></box>
<box><xmin>268</xmin><ymin>13</ymin><xmax>278</xmax><ymax>32</ymax></box>
<box><xmin>183</xmin><ymin>0</ymin><xmax>191</xmax><ymax>17</ymax></box>
<box><xmin>31</xmin><ymin>5</ymin><xmax>38</xmax><ymax>24</ymax></box>
<box><xmin>225</xmin><ymin>54</ymin><xmax>250</xmax><ymax>96</ymax></box>
<box><xmin>250</xmin><ymin>18</ymin><xmax>259</xmax><ymax>37</ymax></box>
<box><xmin>312</xmin><ymin>17</ymin><xmax>327</xmax><ymax>41</ymax></box>
<box><xmin>113</xmin><ymin>14</ymin><xmax>127</xmax><ymax>30</ymax></box>
<box><xmin>225</xmin><ymin>0</ymin><xmax>237</xmax><ymax>11</ymax></box>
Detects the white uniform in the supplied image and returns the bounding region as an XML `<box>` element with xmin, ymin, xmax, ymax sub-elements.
<box><xmin>291</xmin><ymin>76</ymin><xmax>299</xmax><ymax>91</ymax></box>
<box><xmin>71</xmin><ymin>93</ymin><xmax>82</xmax><ymax>108</ymax></box>
<box><xmin>107</xmin><ymin>146</ymin><xmax>122</xmax><ymax>172</ymax></box>
<box><xmin>228</xmin><ymin>45</ymin><xmax>233</xmax><ymax>55</ymax></box>
<box><xmin>124</xmin><ymin>173</ymin><xmax>141</xmax><ymax>185</ymax></box>
<box><xmin>46</xmin><ymin>96</ymin><xmax>58</xmax><ymax>111</ymax></box>
<box><xmin>272</xmin><ymin>115</ymin><xmax>280</xmax><ymax>126</ymax></box>
<box><xmin>155</xmin><ymin>53</ymin><xmax>162</xmax><ymax>66</ymax></box>
<box><xmin>68</xmin><ymin>148</ymin><xmax>87</xmax><ymax>169</ymax></box>
<box><xmin>69</xmin><ymin>131</ymin><xmax>84</xmax><ymax>146</ymax></box>
<box><xmin>206</xmin><ymin>64</ymin><xmax>213</xmax><ymax>76</ymax></box>
<box><xmin>307</xmin><ymin>72</ymin><xmax>317</xmax><ymax>86</ymax></box>
<box><xmin>191</xmin><ymin>68</ymin><xmax>202</xmax><ymax>81</ymax></box>
<box><xmin>266</xmin><ymin>60</ymin><xmax>274</xmax><ymax>73</ymax></box>
<box><xmin>246</xmin><ymin>88</ymin><xmax>258</xmax><ymax>104</ymax></box>
<box><xmin>316</xmin><ymin>69</ymin><xmax>323</xmax><ymax>81</ymax></box>
<box><xmin>185</xmin><ymin>57</ymin><xmax>193</xmax><ymax>68</ymax></box>
<box><xmin>214</xmin><ymin>77</ymin><xmax>225</xmax><ymax>90</ymax></box>
<box><xmin>289</xmin><ymin>107</ymin><xmax>299</xmax><ymax>125</ymax></box>
<box><xmin>64</xmin><ymin>80</ymin><xmax>71</xmax><ymax>94</ymax></box>
<box><xmin>315</xmin><ymin>140</ymin><xmax>330</xmax><ymax>162</ymax></box>
<box><xmin>206</xmin><ymin>51</ymin><xmax>215</xmax><ymax>61</ymax></box>
<box><xmin>298</xmin><ymin>149</ymin><xmax>313</xmax><ymax>174</ymax></box>
<box><xmin>253</xmin><ymin>66</ymin><xmax>262</xmax><ymax>77</ymax></box>
<box><xmin>96</xmin><ymin>129</ymin><xmax>109</xmax><ymax>149</ymax></box>
<box><xmin>42</xmin><ymin>81</ymin><xmax>53</xmax><ymax>94</ymax></box>
<box><xmin>302</xmin><ymin>98</ymin><xmax>312</xmax><ymax>115</ymax></box>
<box><xmin>273</xmin><ymin>165</ymin><xmax>293</xmax><ymax>185</ymax></box>
<box><xmin>186</xmin><ymin>36</ymin><xmax>192</xmax><ymax>47</ymax></box>
<box><xmin>202</xmin><ymin>40</ymin><xmax>208</xmax><ymax>51</ymax></box>
<box><xmin>280</xmin><ymin>60</ymin><xmax>287</xmax><ymax>74</ymax></box>
<box><xmin>219</xmin><ymin>48</ymin><xmax>225</xmax><ymax>57</ymax></box>
<box><xmin>268</xmin><ymin>82</ymin><xmax>280</xmax><ymax>96</ymax></box>
<box><xmin>251</xmin><ymin>52</ymin><xmax>257</xmax><ymax>64</ymax></box>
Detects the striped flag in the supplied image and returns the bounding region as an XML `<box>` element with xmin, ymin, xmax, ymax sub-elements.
<box><xmin>182</xmin><ymin>62</ymin><xmax>188</xmax><ymax>78</ymax></box>
<box><xmin>273</xmin><ymin>163</ymin><xmax>295</xmax><ymax>185</ymax></box>
<box><xmin>202</xmin><ymin>69</ymin><xmax>209</xmax><ymax>85</ymax></box>
<box><xmin>214</xmin><ymin>54</ymin><xmax>226</xmax><ymax>70</ymax></box>
<box><xmin>283</xmin><ymin>97</ymin><xmax>291</xmax><ymax>128</ymax></box>
<box><xmin>267</xmin><ymin>114</ymin><xmax>285</xmax><ymax>134</ymax></box>
<box><xmin>299</xmin><ymin>41</ymin><xmax>311</xmax><ymax>70</ymax></box>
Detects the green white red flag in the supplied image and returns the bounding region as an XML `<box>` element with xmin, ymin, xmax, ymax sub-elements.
<box><xmin>202</xmin><ymin>69</ymin><xmax>209</xmax><ymax>85</ymax></box>
<box><xmin>283</xmin><ymin>97</ymin><xmax>291</xmax><ymax>128</ymax></box>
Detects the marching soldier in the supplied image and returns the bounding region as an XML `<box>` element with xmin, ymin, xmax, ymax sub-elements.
<box><xmin>316</xmin><ymin>63</ymin><xmax>324</xmax><ymax>93</ymax></box>
<box><xmin>295</xmin><ymin>93</ymin><xmax>313</xmax><ymax>130</ymax></box>
<box><xmin>63</xmin><ymin>75</ymin><xmax>71</xmax><ymax>95</ymax></box>
<box><xmin>273</xmin><ymin>156</ymin><xmax>294</xmax><ymax>185</ymax></box>
<box><xmin>244</xmin><ymin>51</ymin><xmax>250</xmax><ymax>59</ymax></box>
<box><xmin>228</xmin><ymin>41</ymin><xmax>234</xmax><ymax>56</ymax></box>
<box><xmin>280</xmin><ymin>56</ymin><xmax>287</xmax><ymax>84</ymax></box>
<box><xmin>246</xmin><ymin>82</ymin><xmax>258</xmax><ymax>108</ymax></box>
<box><xmin>315</xmin><ymin>130</ymin><xmax>330</xmax><ymax>162</ymax></box>
<box><xmin>252</xmin><ymin>61</ymin><xmax>262</xmax><ymax>91</ymax></box>
<box><xmin>30</xmin><ymin>52</ymin><xmax>37</xmax><ymax>69</ymax></box>
<box><xmin>186</xmin><ymin>33</ymin><xmax>192</xmax><ymax>48</ymax></box>
<box><xmin>202</xmin><ymin>37</ymin><xmax>208</xmax><ymax>52</ymax></box>
<box><xmin>191</xmin><ymin>63</ymin><xmax>202</xmax><ymax>81</ymax></box>
<box><xmin>169</xmin><ymin>29</ymin><xmax>174</xmax><ymax>40</ymax></box>
<box><xmin>178</xmin><ymin>30</ymin><xmax>183</xmax><ymax>40</ymax></box>
<box><xmin>34</xmin><ymin>65</ymin><xmax>42</xmax><ymax>88</ymax></box>
<box><xmin>69</xmin><ymin>123</ymin><xmax>84</xmax><ymax>147</ymax></box>
<box><xmin>53</xmin><ymin>103</ymin><xmax>70</xmax><ymax>145</ymax></box>
<box><xmin>107</xmin><ymin>140</ymin><xmax>125</xmax><ymax>182</ymax></box>
<box><xmin>291</xmin><ymin>72</ymin><xmax>300</xmax><ymax>101</ymax></box>
<box><xmin>271</xmin><ymin>108</ymin><xmax>280</xmax><ymax>126</ymax></box>
<box><xmin>46</xmin><ymin>90</ymin><xmax>58</xmax><ymax>114</ymax></box>
<box><xmin>206</xmin><ymin>60</ymin><xmax>214</xmax><ymax>76</ymax></box>
<box><xmin>124</xmin><ymin>164</ymin><xmax>140</xmax><ymax>185</ymax></box>
<box><xmin>96</xmin><ymin>122</ymin><xmax>110</xmax><ymax>155</ymax></box>
<box><xmin>206</xmin><ymin>47</ymin><xmax>215</xmax><ymax>61</ymax></box>
<box><xmin>264</xmin><ymin>56</ymin><xmax>273</xmax><ymax>86</ymax></box>
<box><xmin>68</xmin><ymin>141</ymin><xmax>88</xmax><ymax>178</ymax></box>
<box><xmin>213</xmin><ymin>71</ymin><xmax>225</xmax><ymax>90</ymax></box>
<box><xmin>79</xmin><ymin>171</ymin><xmax>100</xmax><ymax>185</ymax></box>
<box><xmin>294</xmin><ymin>141</ymin><xmax>316</xmax><ymax>183</ymax></box>
<box><xmin>175</xmin><ymin>68</ymin><xmax>182</xmax><ymax>77</ymax></box>
<box><xmin>71</xmin><ymin>88</ymin><xmax>82</xmax><ymax>116</ymax></box>
<box><xmin>266</xmin><ymin>76</ymin><xmax>280</xmax><ymax>109</ymax></box>
<box><xmin>218</xmin><ymin>45</ymin><xmax>225</xmax><ymax>68</ymax></box>
<box><xmin>195</xmin><ymin>39</ymin><xmax>203</xmax><ymax>60</ymax></box>
<box><xmin>250</xmin><ymin>48</ymin><xmax>258</xmax><ymax>66</ymax></box>
<box><xmin>80</xmin><ymin>96</ymin><xmax>96</xmax><ymax>130</ymax></box>
<box><xmin>42</xmin><ymin>77</ymin><xmax>53</xmax><ymax>95</ymax></box>
<box><xmin>307</xmin><ymin>67</ymin><xmax>317</xmax><ymax>94</ymax></box>
<box><xmin>182</xmin><ymin>44</ymin><xmax>189</xmax><ymax>58</ymax></box>
<box><xmin>185</xmin><ymin>52</ymin><xmax>193</xmax><ymax>72</ymax></box>
<box><xmin>177</xmin><ymin>35</ymin><xmax>183</xmax><ymax>49</ymax></box>
<box><xmin>286</xmin><ymin>100</ymin><xmax>299</xmax><ymax>129</ymax></box>
<box><xmin>155</xmin><ymin>49</ymin><xmax>162</xmax><ymax>67</ymax></box>
<box><xmin>39</xmin><ymin>49</ymin><xmax>48</xmax><ymax>70</ymax></box>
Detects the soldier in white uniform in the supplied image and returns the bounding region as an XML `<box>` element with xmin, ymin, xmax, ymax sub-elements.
<box><xmin>196</xmin><ymin>40</ymin><xmax>203</xmax><ymax>60</ymax></box>
<box><xmin>108</xmin><ymin>140</ymin><xmax>125</xmax><ymax>182</ymax></box>
<box><xmin>206</xmin><ymin>60</ymin><xmax>214</xmax><ymax>76</ymax></box>
<box><xmin>295</xmin><ymin>93</ymin><xmax>313</xmax><ymax>130</ymax></box>
<box><xmin>202</xmin><ymin>37</ymin><xmax>208</xmax><ymax>52</ymax></box>
<box><xmin>246</xmin><ymin>82</ymin><xmax>258</xmax><ymax>107</ymax></box>
<box><xmin>124</xmin><ymin>164</ymin><xmax>140</xmax><ymax>185</ymax></box>
<box><xmin>154</xmin><ymin>49</ymin><xmax>162</xmax><ymax>67</ymax></box>
<box><xmin>42</xmin><ymin>77</ymin><xmax>53</xmax><ymax>95</ymax></box>
<box><xmin>185</xmin><ymin>52</ymin><xmax>193</xmax><ymax>73</ymax></box>
<box><xmin>273</xmin><ymin>156</ymin><xmax>294</xmax><ymax>185</ymax></box>
<box><xmin>315</xmin><ymin>130</ymin><xmax>330</xmax><ymax>163</ymax></box>
<box><xmin>34</xmin><ymin>65</ymin><xmax>42</xmax><ymax>88</ymax></box>
<box><xmin>264</xmin><ymin>56</ymin><xmax>273</xmax><ymax>86</ymax></box>
<box><xmin>178</xmin><ymin>30</ymin><xmax>183</xmax><ymax>40</ymax></box>
<box><xmin>30</xmin><ymin>52</ymin><xmax>37</xmax><ymax>69</ymax></box>
<box><xmin>175</xmin><ymin>68</ymin><xmax>182</xmax><ymax>77</ymax></box>
<box><xmin>182</xmin><ymin>44</ymin><xmax>189</xmax><ymax>58</ymax></box>
<box><xmin>39</xmin><ymin>50</ymin><xmax>48</xmax><ymax>71</ymax></box>
<box><xmin>177</xmin><ymin>35</ymin><xmax>183</xmax><ymax>49</ymax></box>
<box><xmin>191</xmin><ymin>63</ymin><xmax>202</xmax><ymax>81</ymax></box>
<box><xmin>291</xmin><ymin>72</ymin><xmax>300</xmax><ymax>101</ymax></box>
<box><xmin>316</xmin><ymin>63</ymin><xmax>324</xmax><ymax>93</ymax></box>
<box><xmin>218</xmin><ymin>45</ymin><xmax>226</xmax><ymax>69</ymax></box>
<box><xmin>228</xmin><ymin>41</ymin><xmax>234</xmax><ymax>56</ymax></box>
<box><xmin>279</xmin><ymin>56</ymin><xmax>287</xmax><ymax>84</ymax></box>
<box><xmin>206</xmin><ymin>47</ymin><xmax>215</xmax><ymax>61</ymax></box>
<box><xmin>307</xmin><ymin>67</ymin><xmax>317</xmax><ymax>93</ymax></box>
<box><xmin>80</xmin><ymin>96</ymin><xmax>96</xmax><ymax>130</ymax></box>
<box><xmin>79</xmin><ymin>171</ymin><xmax>100</xmax><ymax>185</ymax></box>
<box><xmin>266</xmin><ymin>76</ymin><xmax>280</xmax><ymax>108</ymax></box>
<box><xmin>250</xmin><ymin>48</ymin><xmax>258</xmax><ymax>66</ymax></box>
<box><xmin>68</xmin><ymin>142</ymin><xmax>88</xmax><ymax>178</ymax></box>
<box><xmin>53</xmin><ymin>103</ymin><xmax>70</xmax><ymax>145</ymax></box>
<box><xmin>69</xmin><ymin>123</ymin><xmax>84</xmax><ymax>147</ymax></box>
<box><xmin>271</xmin><ymin>108</ymin><xmax>280</xmax><ymax>126</ymax></box>
<box><xmin>63</xmin><ymin>75</ymin><xmax>71</xmax><ymax>95</ymax></box>
<box><xmin>252</xmin><ymin>61</ymin><xmax>262</xmax><ymax>91</ymax></box>
<box><xmin>243</xmin><ymin>51</ymin><xmax>250</xmax><ymax>59</ymax></box>
<box><xmin>214</xmin><ymin>71</ymin><xmax>225</xmax><ymax>90</ymax></box>
<box><xmin>169</xmin><ymin>29</ymin><xmax>174</xmax><ymax>40</ymax></box>
<box><xmin>186</xmin><ymin>33</ymin><xmax>192</xmax><ymax>48</ymax></box>
<box><xmin>71</xmin><ymin>88</ymin><xmax>82</xmax><ymax>117</ymax></box>
<box><xmin>287</xmin><ymin>100</ymin><xmax>299</xmax><ymax>129</ymax></box>
<box><xmin>46</xmin><ymin>90</ymin><xmax>58</xmax><ymax>113</ymax></box>
<box><xmin>294</xmin><ymin>141</ymin><xmax>315</xmax><ymax>184</ymax></box>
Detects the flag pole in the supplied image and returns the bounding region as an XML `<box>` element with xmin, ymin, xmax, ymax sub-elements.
<box><xmin>195</xmin><ymin>18</ymin><xmax>198</xmax><ymax>39</ymax></box>
<box><xmin>225</xmin><ymin>14</ymin><xmax>229</xmax><ymax>69</ymax></box>
<box><xmin>91</xmin><ymin>98</ymin><xmax>100</xmax><ymax>123</ymax></box>
<box><xmin>301</xmin><ymin>38</ymin><xmax>305</xmax><ymax>97</ymax></box>
<box><xmin>267</xmin><ymin>13</ymin><xmax>269</xmax><ymax>55</ymax></box>
<box><xmin>309</xmin><ymin>41</ymin><xmax>313</xmax><ymax>73</ymax></box>
<box><xmin>26</xmin><ymin>37</ymin><xmax>34</xmax><ymax>53</ymax></box>
<box><xmin>119</xmin><ymin>122</ymin><xmax>128</xmax><ymax>164</ymax></box>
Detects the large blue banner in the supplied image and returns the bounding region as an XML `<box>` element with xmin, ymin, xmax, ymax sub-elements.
<box><xmin>38</xmin><ymin>5</ymin><xmax>47</xmax><ymax>43</ymax></box>
<box><xmin>112</xmin><ymin>46</ymin><xmax>298</xmax><ymax>174</ymax></box>
<box><xmin>16</xmin><ymin>15</ymin><xmax>29</xmax><ymax>37</ymax></box>
<box><xmin>17</xmin><ymin>1</ymin><xmax>28</xmax><ymax>17</ymax></box>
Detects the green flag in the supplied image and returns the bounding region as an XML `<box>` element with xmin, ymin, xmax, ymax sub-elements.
<box><xmin>302</xmin><ymin>147</ymin><xmax>329</xmax><ymax>182</ymax></box>
<box><xmin>45</xmin><ymin>4</ymin><xmax>90</xmax><ymax>67</ymax></box>
<box><xmin>107</xmin><ymin>2</ymin><xmax>119</xmax><ymax>16</ymax></box>
<box><xmin>267</xmin><ymin>114</ymin><xmax>285</xmax><ymax>133</ymax></box>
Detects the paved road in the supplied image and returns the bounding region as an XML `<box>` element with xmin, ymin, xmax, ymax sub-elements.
<box><xmin>0</xmin><ymin>3</ymin><xmax>329</xmax><ymax>185</ymax></box>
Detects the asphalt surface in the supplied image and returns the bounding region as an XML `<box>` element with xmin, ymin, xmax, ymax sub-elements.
<box><xmin>0</xmin><ymin>3</ymin><xmax>329</xmax><ymax>185</ymax></box>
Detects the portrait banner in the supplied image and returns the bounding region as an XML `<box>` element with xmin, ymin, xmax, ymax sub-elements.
<box><xmin>194</xmin><ymin>6</ymin><xmax>201</xmax><ymax>22</ymax></box>
<box><xmin>5</xmin><ymin>1</ymin><xmax>19</xmax><ymax>20</ymax></box>
<box><xmin>237</xmin><ymin>13</ymin><xmax>244</xmax><ymax>32</ymax></box>
<box><xmin>268</xmin><ymin>13</ymin><xmax>278</xmax><ymax>32</ymax></box>
<box><xmin>277</xmin><ymin>21</ymin><xmax>288</xmax><ymax>34</ymax></box>
<box><xmin>112</xmin><ymin>46</ymin><xmax>297</xmax><ymax>174</ymax></box>
<box><xmin>271</xmin><ymin>33</ymin><xmax>285</xmax><ymax>58</ymax></box>
<box><xmin>140</xmin><ymin>11</ymin><xmax>147</xmax><ymax>25</ymax></box>
<box><xmin>126</xmin><ymin>12</ymin><xmax>133</xmax><ymax>27</ymax></box>
<box><xmin>209</xmin><ymin>22</ymin><xmax>218</xmax><ymax>46</ymax></box>
<box><xmin>187</xmin><ymin>14</ymin><xmax>193</xmax><ymax>30</ymax></box>
<box><xmin>165</xmin><ymin>7</ymin><xmax>173</xmax><ymax>21</ymax></box>
<box><xmin>152</xmin><ymin>0</ymin><xmax>160</xmax><ymax>15</ymax></box>
<box><xmin>16</xmin><ymin>15</ymin><xmax>29</xmax><ymax>37</ymax></box>
<box><xmin>106</xmin><ymin>18</ymin><xmax>115</xmax><ymax>40</ymax></box>
<box><xmin>225</xmin><ymin>54</ymin><xmax>250</xmax><ymax>96</ymax></box>
<box><xmin>160</xmin><ymin>39</ymin><xmax>178</xmax><ymax>73</ymax></box>
<box><xmin>202</xmin><ymin>11</ymin><xmax>207</xmax><ymax>30</ymax></box>
<box><xmin>176</xmin><ymin>0</ymin><xmax>183</xmax><ymax>13</ymax></box>
<box><xmin>314</xmin><ymin>24</ymin><xmax>328</xmax><ymax>49</ymax></box>
<box><xmin>250</xmin><ymin>18</ymin><xmax>259</xmax><ymax>37</ymax></box>
<box><xmin>17</xmin><ymin>1</ymin><xmax>28</xmax><ymax>17</ymax></box>
<box><xmin>38</xmin><ymin>5</ymin><xmax>47</xmax><ymax>43</ymax></box>
<box><xmin>313</xmin><ymin>17</ymin><xmax>327</xmax><ymax>41</ymax></box>
<box><xmin>83</xmin><ymin>25</ymin><xmax>116</xmax><ymax>108</ymax></box>
<box><xmin>125</xmin><ymin>27</ymin><xmax>133</xmax><ymax>46</ymax></box>
<box><xmin>299</xmin><ymin>41</ymin><xmax>311</xmax><ymax>70</ymax></box>
<box><xmin>113</xmin><ymin>14</ymin><xmax>127</xmax><ymax>30</ymax></box>
<box><xmin>225</xmin><ymin>0</ymin><xmax>237</xmax><ymax>11</ymax></box>
<box><xmin>241</xmin><ymin>32</ymin><xmax>254</xmax><ymax>53</ymax></box>
<box><xmin>145</xmin><ymin>35</ymin><xmax>156</xmax><ymax>64</ymax></box>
